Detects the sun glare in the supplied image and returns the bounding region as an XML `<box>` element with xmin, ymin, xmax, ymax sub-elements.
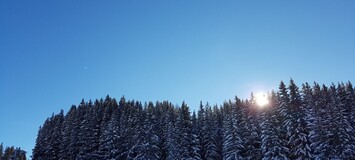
<box><xmin>255</xmin><ymin>92</ymin><xmax>269</xmax><ymax>107</ymax></box>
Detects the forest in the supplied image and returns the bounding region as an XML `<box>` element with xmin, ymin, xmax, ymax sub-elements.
<box><xmin>0</xmin><ymin>143</ymin><xmax>26</xmax><ymax>160</ymax></box>
<box><xmin>32</xmin><ymin>79</ymin><xmax>355</xmax><ymax>160</ymax></box>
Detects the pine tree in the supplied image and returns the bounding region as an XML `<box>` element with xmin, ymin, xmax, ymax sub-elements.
<box><xmin>318</xmin><ymin>84</ymin><xmax>335</xmax><ymax>158</ymax></box>
<box><xmin>197</xmin><ymin>101</ymin><xmax>207</xmax><ymax>159</ymax></box>
<box><xmin>203</xmin><ymin>104</ymin><xmax>220</xmax><ymax>160</ymax></box>
<box><xmin>243</xmin><ymin>96</ymin><xmax>262</xmax><ymax>160</ymax></box>
<box><xmin>287</xmin><ymin>79</ymin><xmax>312</xmax><ymax>159</ymax></box>
<box><xmin>0</xmin><ymin>143</ymin><xmax>3</xmax><ymax>160</ymax></box>
<box><xmin>191</xmin><ymin>111</ymin><xmax>202</xmax><ymax>160</ymax></box>
<box><xmin>125</xmin><ymin>101</ymin><xmax>145</xmax><ymax>160</ymax></box>
<box><xmin>77</xmin><ymin>101</ymin><xmax>102</xmax><ymax>159</ymax></box>
<box><xmin>3</xmin><ymin>146</ymin><xmax>14</xmax><ymax>160</ymax></box>
<box><xmin>302</xmin><ymin>82</ymin><xmax>323</xmax><ymax>159</ymax></box>
<box><xmin>166</xmin><ymin>105</ymin><xmax>180</xmax><ymax>159</ymax></box>
<box><xmin>333</xmin><ymin>83</ymin><xmax>354</xmax><ymax>159</ymax></box>
<box><xmin>177</xmin><ymin>102</ymin><xmax>192</xmax><ymax>159</ymax></box>
<box><xmin>308</xmin><ymin>83</ymin><xmax>327</xmax><ymax>159</ymax></box>
<box><xmin>14</xmin><ymin>147</ymin><xmax>26</xmax><ymax>160</ymax></box>
<box><xmin>32</xmin><ymin>126</ymin><xmax>44</xmax><ymax>160</ymax></box>
<box><xmin>212</xmin><ymin>105</ymin><xmax>224</xmax><ymax>159</ymax></box>
<box><xmin>33</xmin><ymin>112</ymin><xmax>63</xmax><ymax>160</ymax></box>
<box><xmin>58</xmin><ymin>105</ymin><xmax>76</xmax><ymax>160</ymax></box>
<box><xmin>47</xmin><ymin>111</ymin><xmax>64</xmax><ymax>159</ymax></box>
<box><xmin>276</xmin><ymin>81</ymin><xmax>290</xmax><ymax>158</ymax></box>
<box><xmin>260</xmin><ymin>91</ymin><xmax>288</xmax><ymax>160</ymax></box>
<box><xmin>222</xmin><ymin>101</ymin><xmax>244</xmax><ymax>160</ymax></box>
<box><xmin>2</xmin><ymin>146</ymin><xmax>26</xmax><ymax>160</ymax></box>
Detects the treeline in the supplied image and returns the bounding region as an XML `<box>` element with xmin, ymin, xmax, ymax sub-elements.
<box><xmin>32</xmin><ymin>80</ymin><xmax>355</xmax><ymax>160</ymax></box>
<box><xmin>0</xmin><ymin>143</ymin><xmax>26</xmax><ymax>160</ymax></box>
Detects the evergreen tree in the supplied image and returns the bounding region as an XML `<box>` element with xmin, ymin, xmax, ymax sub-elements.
<box><xmin>58</xmin><ymin>105</ymin><xmax>77</xmax><ymax>160</ymax></box>
<box><xmin>287</xmin><ymin>79</ymin><xmax>312</xmax><ymax>159</ymax></box>
<box><xmin>333</xmin><ymin>83</ymin><xmax>354</xmax><ymax>159</ymax></box>
<box><xmin>308</xmin><ymin>83</ymin><xmax>326</xmax><ymax>159</ymax></box>
<box><xmin>177</xmin><ymin>102</ymin><xmax>192</xmax><ymax>159</ymax></box>
<box><xmin>125</xmin><ymin>101</ymin><xmax>145</xmax><ymax>160</ymax></box>
<box><xmin>2</xmin><ymin>146</ymin><xmax>26</xmax><ymax>160</ymax></box>
<box><xmin>260</xmin><ymin>91</ymin><xmax>288</xmax><ymax>160</ymax></box>
<box><xmin>212</xmin><ymin>105</ymin><xmax>224</xmax><ymax>159</ymax></box>
<box><xmin>164</xmin><ymin>103</ymin><xmax>180</xmax><ymax>159</ymax></box>
<box><xmin>243</xmin><ymin>96</ymin><xmax>262</xmax><ymax>160</ymax></box>
<box><xmin>47</xmin><ymin>111</ymin><xmax>64</xmax><ymax>160</ymax></box>
<box><xmin>3</xmin><ymin>146</ymin><xmax>14</xmax><ymax>160</ymax></box>
<box><xmin>222</xmin><ymin>100</ymin><xmax>244</xmax><ymax>160</ymax></box>
<box><xmin>197</xmin><ymin>101</ymin><xmax>206</xmax><ymax>159</ymax></box>
<box><xmin>0</xmin><ymin>143</ymin><xmax>3</xmax><ymax>160</ymax></box>
<box><xmin>203</xmin><ymin>104</ymin><xmax>220</xmax><ymax>160</ymax></box>
<box><xmin>191</xmin><ymin>111</ymin><xmax>202</xmax><ymax>160</ymax></box>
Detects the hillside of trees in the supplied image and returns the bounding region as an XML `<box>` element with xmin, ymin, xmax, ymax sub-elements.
<box><xmin>0</xmin><ymin>143</ymin><xmax>26</xmax><ymax>160</ymax></box>
<box><xmin>32</xmin><ymin>80</ymin><xmax>355</xmax><ymax>160</ymax></box>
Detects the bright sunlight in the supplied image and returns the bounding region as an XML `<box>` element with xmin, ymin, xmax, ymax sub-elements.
<box><xmin>255</xmin><ymin>92</ymin><xmax>269</xmax><ymax>108</ymax></box>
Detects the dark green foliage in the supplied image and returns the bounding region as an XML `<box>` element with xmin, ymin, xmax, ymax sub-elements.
<box><xmin>0</xmin><ymin>144</ymin><xmax>26</xmax><ymax>160</ymax></box>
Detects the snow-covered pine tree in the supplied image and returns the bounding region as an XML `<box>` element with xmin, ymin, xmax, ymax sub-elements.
<box><xmin>3</xmin><ymin>147</ymin><xmax>14</xmax><ymax>160</ymax></box>
<box><xmin>0</xmin><ymin>143</ymin><xmax>3</xmax><ymax>160</ymax></box>
<box><xmin>317</xmin><ymin>84</ymin><xmax>336</xmax><ymax>158</ymax></box>
<box><xmin>33</xmin><ymin>112</ymin><xmax>63</xmax><ymax>160</ymax></box>
<box><xmin>81</xmin><ymin>100</ymin><xmax>102</xmax><ymax>158</ymax></box>
<box><xmin>125</xmin><ymin>101</ymin><xmax>145</xmax><ymax>160</ymax></box>
<box><xmin>276</xmin><ymin>81</ymin><xmax>291</xmax><ymax>159</ymax></box>
<box><xmin>57</xmin><ymin>105</ymin><xmax>77</xmax><ymax>160</ymax></box>
<box><xmin>191</xmin><ymin>111</ymin><xmax>202</xmax><ymax>160</ymax></box>
<box><xmin>302</xmin><ymin>82</ymin><xmax>324</xmax><ymax>159</ymax></box>
<box><xmin>128</xmin><ymin>102</ymin><xmax>161</xmax><ymax>159</ymax></box>
<box><xmin>287</xmin><ymin>79</ymin><xmax>312</xmax><ymax>159</ymax></box>
<box><xmin>176</xmin><ymin>102</ymin><xmax>192</xmax><ymax>159</ymax></box>
<box><xmin>334</xmin><ymin>83</ymin><xmax>355</xmax><ymax>159</ymax></box>
<box><xmin>116</xmin><ymin>100</ymin><xmax>136</xmax><ymax>159</ymax></box>
<box><xmin>203</xmin><ymin>104</ymin><xmax>220</xmax><ymax>160</ymax></box>
<box><xmin>243</xmin><ymin>95</ymin><xmax>262</xmax><ymax>160</ymax></box>
<box><xmin>212</xmin><ymin>105</ymin><xmax>224</xmax><ymax>159</ymax></box>
<box><xmin>197</xmin><ymin>101</ymin><xmax>206</xmax><ymax>159</ymax></box>
<box><xmin>165</xmin><ymin>104</ymin><xmax>180</xmax><ymax>159</ymax></box>
<box><xmin>32</xmin><ymin>126</ymin><xmax>44</xmax><ymax>159</ymax></box>
<box><xmin>66</xmin><ymin>99</ymin><xmax>87</xmax><ymax>159</ymax></box>
<box><xmin>308</xmin><ymin>83</ymin><xmax>327</xmax><ymax>159</ymax></box>
<box><xmin>222</xmin><ymin>100</ymin><xmax>244</xmax><ymax>160</ymax></box>
<box><xmin>261</xmin><ymin>91</ymin><xmax>288</xmax><ymax>160</ymax></box>
<box><xmin>47</xmin><ymin>110</ymin><xmax>64</xmax><ymax>160</ymax></box>
<box><xmin>97</xmin><ymin>110</ymin><xmax>120</xmax><ymax>160</ymax></box>
<box><xmin>15</xmin><ymin>147</ymin><xmax>27</xmax><ymax>160</ymax></box>
<box><xmin>2</xmin><ymin>145</ymin><xmax>26</xmax><ymax>160</ymax></box>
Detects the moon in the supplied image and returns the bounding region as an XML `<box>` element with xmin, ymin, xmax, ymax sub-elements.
<box><xmin>255</xmin><ymin>92</ymin><xmax>269</xmax><ymax>108</ymax></box>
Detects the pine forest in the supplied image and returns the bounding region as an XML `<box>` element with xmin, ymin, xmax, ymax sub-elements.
<box><xmin>32</xmin><ymin>80</ymin><xmax>355</xmax><ymax>160</ymax></box>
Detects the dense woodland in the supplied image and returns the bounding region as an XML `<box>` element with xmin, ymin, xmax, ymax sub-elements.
<box><xmin>33</xmin><ymin>80</ymin><xmax>355</xmax><ymax>160</ymax></box>
<box><xmin>0</xmin><ymin>143</ymin><xmax>26</xmax><ymax>160</ymax></box>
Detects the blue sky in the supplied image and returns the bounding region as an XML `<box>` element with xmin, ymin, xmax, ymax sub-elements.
<box><xmin>1</xmin><ymin>0</ymin><xmax>354</xmax><ymax>156</ymax></box>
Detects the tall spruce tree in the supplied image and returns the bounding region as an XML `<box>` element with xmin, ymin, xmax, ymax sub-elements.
<box><xmin>261</xmin><ymin>91</ymin><xmax>288</xmax><ymax>160</ymax></box>
<box><xmin>222</xmin><ymin>100</ymin><xmax>244</xmax><ymax>160</ymax></box>
<box><xmin>0</xmin><ymin>143</ymin><xmax>3</xmax><ymax>160</ymax></box>
<box><xmin>287</xmin><ymin>79</ymin><xmax>312</xmax><ymax>159</ymax></box>
<box><xmin>191</xmin><ymin>111</ymin><xmax>202</xmax><ymax>160</ymax></box>
<box><xmin>177</xmin><ymin>102</ymin><xmax>192</xmax><ymax>159</ymax></box>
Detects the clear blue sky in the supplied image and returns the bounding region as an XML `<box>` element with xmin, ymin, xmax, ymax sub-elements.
<box><xmin>1</xmin><ymin>0</ymin><xmax>354</xmax><ymax>156</ymax></box>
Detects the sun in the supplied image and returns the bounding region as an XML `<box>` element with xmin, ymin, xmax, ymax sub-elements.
<box><xmin>255</xmin><ymin>92</ymin><xmax>269</xmax><ymax>107</ymax></box>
